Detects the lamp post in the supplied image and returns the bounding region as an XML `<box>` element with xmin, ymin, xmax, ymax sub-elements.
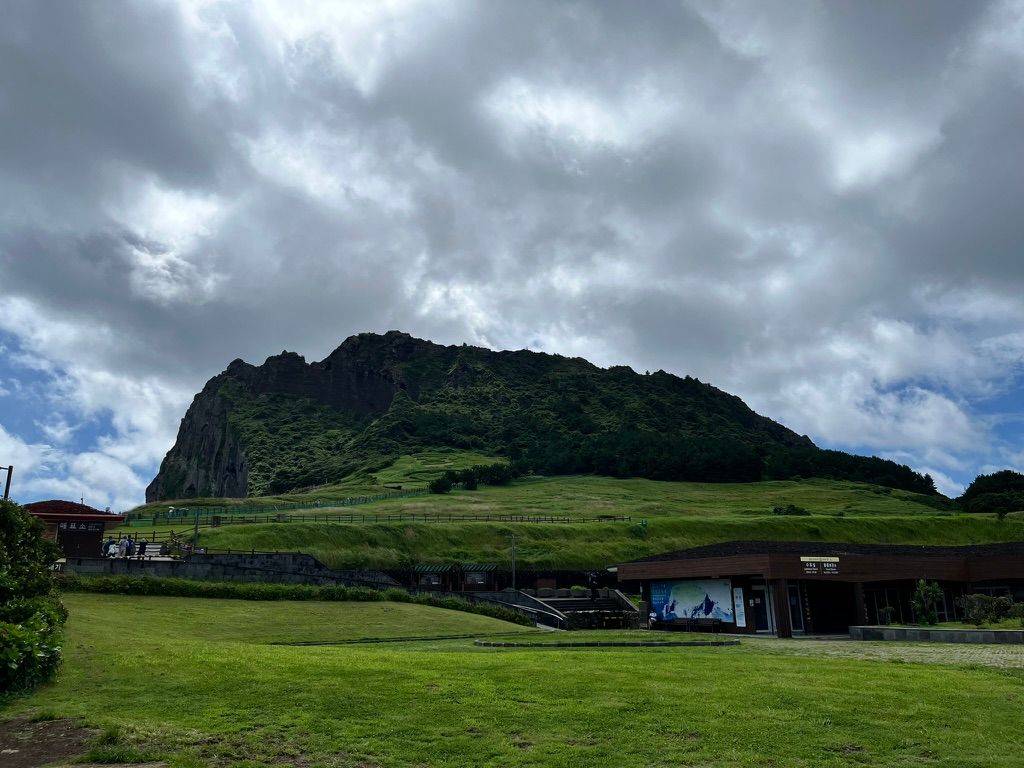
<box><xmin>506</xmin><ymin>532</ymin><xmax>516</xmax><ymax>592</ymax></box>
<box><xmin>1</xmin><ymin>465</ymin><xmax>11</xmax><ymax>500</ymax></box>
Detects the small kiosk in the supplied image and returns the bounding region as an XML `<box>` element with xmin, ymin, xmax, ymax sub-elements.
<box><xmin>24</xmin><ymin>500</ymin><xmax>125</xmax><ymax>558</ymax></box>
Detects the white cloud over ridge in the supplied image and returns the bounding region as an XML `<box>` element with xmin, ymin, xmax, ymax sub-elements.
<box><xmin>1</xmin><ymin>0</ymin><xmax>1024</xmax><ymax>507</ymax></box>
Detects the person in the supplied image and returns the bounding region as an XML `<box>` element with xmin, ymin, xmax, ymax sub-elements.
<box><xmin>588</xmin><ymin>572</ymin><xmax>599</xmax><ymax>601</ymax></box>
<box><xmin>103</xmin><ymin>537</ymin><xmax>115</xmax><ymax>557</ymax></box>
<box><xmin>117</xmin><ymin>536</ymin><xmax>129</xmax><ymax>558</ymax></box>
<box><xmin>126</xmin><ymin>537</ymin><xmax>136</xmax><ymax>558</ymax></box>
<box><xmin>138</xmin><ymin>538</ymin><xmax>149</xmax><ymax>559</ymax></box>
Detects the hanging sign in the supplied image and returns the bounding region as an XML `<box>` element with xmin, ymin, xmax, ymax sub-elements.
<box><xmin>800</xmin><ymin>556</ymin><xmax>839</xmax><ymax>575</ymax></box>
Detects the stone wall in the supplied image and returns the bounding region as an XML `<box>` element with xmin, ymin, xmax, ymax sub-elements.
<box><xmin>62</xmin><ymin>552</ymin><xmax>397</xmax><ymax>588</ymax></box>
<box><xmin>850</xmin><ymin>626</ymin><xmax>1024</xmax><ymax>643</ymax></box>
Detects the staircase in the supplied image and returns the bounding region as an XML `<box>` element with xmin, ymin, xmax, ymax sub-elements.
<box><xmin>539</xmin><ymin>597</ymin><xmax>624</xmax><ymax>613</ymax></box>
<box><xmin>535</xmin><ymin>590</ymin><xmax>640</xmax><ymax>629</ymax></box>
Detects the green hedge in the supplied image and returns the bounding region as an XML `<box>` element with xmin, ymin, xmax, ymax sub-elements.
<box><xmin>56</xmin><ymin>574</ymin><xmax>533</xmax><ymax>627</ymax></box>
<box><xmin>1</xmin><ymin>500</ymin><xmax>66</xmax><ymax>698</ymax></box>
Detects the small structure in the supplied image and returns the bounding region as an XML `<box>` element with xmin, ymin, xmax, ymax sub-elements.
<box><xmin>24</xmin><ymin>500</ymin><xmax>125</xmax><ymax>558</ymax></box>
<box><xmin>461</xmin><ymin>563</ymin><xmax>498</xmax><ymax>591</ymax></box>
<box><xmin>414</xmin><ymin>564</ymin><xmax>460</xmax><ymax>591</ymax></box>
<box><xmin>617</xmin><ymin>540</ymin><xmax>1024</xmax><ymax>638</ymax></box>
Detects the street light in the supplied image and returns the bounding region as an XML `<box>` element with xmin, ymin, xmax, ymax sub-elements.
<box><xmin>1</xmin><ymin>465</ymin><xmax>12</xmax><ymax>500</ymax></box>
<box><xmin>505</xmin><ymin>532</ymin><xmax>516</xmax><ymax>592</ymax></box>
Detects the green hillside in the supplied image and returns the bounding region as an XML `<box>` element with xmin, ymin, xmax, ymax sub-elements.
<box><xmin>124</xmin><ymin>472</ymin><xmax>1022</xmax><ymax>571</ymax></box>
<box><xmin>148</xmin><ymin>332</ymin><xmax>938</xmax><ymax>501</ymax></box>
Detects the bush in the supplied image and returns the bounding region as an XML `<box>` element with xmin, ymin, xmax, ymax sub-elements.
<box><xmin>428</xmin><ymin>472</ymin><xmax>456</xmax><ymax>494</ymax></box>
<box><xmin>771</xmin><ymin>504</ymin><xmax>812</xmax><ymax>516</ymax></box>
<box><xmin>910</xmin><ymin>579</ymin><xmax>943</xmax><ymax>626</ymax></box>
<box><xmin>0</xmin><ymin>499</ymin><xmax>66</xmax><ymax>697</ymax></box>
<box><xmin>956</xmin><ymin>594</ymin><xmax>1017</xmax><ymax>627</ymax></box>
<box><xmin>57</xmin><ymin>574</ymin><xmax>533</xmax><ymax>626</ymax></box>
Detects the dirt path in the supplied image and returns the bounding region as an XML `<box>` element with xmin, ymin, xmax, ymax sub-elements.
<box><xmin>0</xmin><ymin>717</ymin><xmax>96</xmax><ymax>768</ymax></box>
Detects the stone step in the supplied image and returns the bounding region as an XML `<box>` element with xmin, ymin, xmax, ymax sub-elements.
<box><xmin>538</xmin><ymin>598</ymin><xmax>628</xmax><ymax>612</ymax></box>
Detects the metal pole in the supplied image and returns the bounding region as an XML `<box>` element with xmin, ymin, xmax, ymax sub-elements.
<box><xmin>2</xmin><ymin>465</ymin><xmax>11</xmax><ymax>500</ymax></box>
<box><xmin>510</xmin><ymin>533</ymin><xmax>516</xmax><ymax>592</ymax></box>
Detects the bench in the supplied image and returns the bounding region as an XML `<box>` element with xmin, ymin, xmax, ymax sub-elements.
<box><xmin>657</xmin><ymin>617</ymin><xmax>722</xmax><ymax>634</ymax></box>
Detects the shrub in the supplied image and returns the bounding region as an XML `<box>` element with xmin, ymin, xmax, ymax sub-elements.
<box><xmin>910</xmin><ymin>579</ymin><xmax>943</xmax><ymax>626</ymax></box>
<box><xmin>771</xmin><ymin>504</ymin><xmax>812</xmax><ymax>516</ymax></box>
<box><xmin>428</xmin><ymin>472</ymin><xmax>455</xmax><ymax>494</ymax></box>
<box><xmin>0</xmin><ymin>499</ymin><xmax>66</xmax><ymax>697</ymax></box>
<box><xmin>956</xmin><ymin>594</ymin><xmax>1017</xmax><ymax>627</ymax></box>
<box><xmin>877</xmin><ymin>605</ymin><xmax>895</xmax><ymax>625</ymax></box>
<box><xmin>57</xmin><ymin>574</ymin><xmax>532</xmax><ymax>626</ymax></box>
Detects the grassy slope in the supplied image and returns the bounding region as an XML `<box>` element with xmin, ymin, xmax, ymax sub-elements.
<box><xmin>195</xmin><ymin>513</ymin><xmax>1024</xmax><ymax>570</ymax></box>
<box><xmin>131</xmin><ymin>450</ymin><xmax>506</xmax><ymax>513</ymax></box>
<box><xmin>7</xmin><ymin>594</ymin><xmax>1024</xmax><ymax>767</ymax></box>
<box><xmin>120</xmin><ymin>475</ymin><xmax>1024</xmax><ymax>569</ymax></box>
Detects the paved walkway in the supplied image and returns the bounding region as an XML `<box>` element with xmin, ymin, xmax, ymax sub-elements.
<box><xmin>744</xmin><ymin>636</ymin><xmax>1024</xmax><ymax>668</ymax></box>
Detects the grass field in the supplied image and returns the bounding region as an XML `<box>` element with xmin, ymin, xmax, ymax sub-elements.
<box><xmin>117</xmin><ymin>474</ymin><xmax>1024</xmax><ymax>570</ymax></box>
<box><xmin>5</xmin><ymin>594</ymin><xmax>1024</xmax><ymax>767</ymax></box>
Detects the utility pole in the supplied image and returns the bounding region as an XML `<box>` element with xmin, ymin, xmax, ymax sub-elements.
<box><xmin>1</xmin><ymin>465</ymin><xmax>11</xmax><ymax>501</ymax></box>
<box><xmin>507</xmin><ymin>532</ymin><xmax>516</xmax><ymax>592</ymax></box>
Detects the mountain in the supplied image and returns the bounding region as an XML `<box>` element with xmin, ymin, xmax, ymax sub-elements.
<box><xmin>146</xmin><ymin>331</ymin><xmax>936</xmax><ymax>501</ymax></box>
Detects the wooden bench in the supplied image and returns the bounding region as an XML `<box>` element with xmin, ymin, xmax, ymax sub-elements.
<box><xmin>657</xmin><ymin>617</ymin><xmax>722</xmax><ymax>634</ymax></box>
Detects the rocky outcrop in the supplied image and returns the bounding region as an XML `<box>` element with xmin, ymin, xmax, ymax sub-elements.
<box><xmin>146</xmin><ymin>332</ymin><xmax>427</xmax><ymax>502</ymax></box>
<box><xmin>147</xmin><ymin>330</ymin><xmax>835</xmax><ymax>503</ymax></box>
<box><xmin>145</xmin><ymin>379</ymin><xmax>249</xmax><ymax>501</ymax></box>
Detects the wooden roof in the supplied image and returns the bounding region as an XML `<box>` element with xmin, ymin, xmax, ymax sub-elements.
<box><xmin>24</xmin><ymin>499</ymin><xmax>125</xmax><ymax>524</ymax></box>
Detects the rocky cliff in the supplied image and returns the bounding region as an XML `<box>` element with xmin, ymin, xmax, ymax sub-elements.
<box><xmin>147</xmin><ymin>331</ymin><xmax>936</xmax><ymax>502</ymax></box>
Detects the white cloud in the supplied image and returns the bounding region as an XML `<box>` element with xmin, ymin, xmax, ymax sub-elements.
<box><xmin>1</xmin><ymin>0</ymin><xmax>1024</xmax><ymax>507</ymax></box>
<box><xmin>482</xmin><ymin>76</ymin><xmax>677</xmax><ymax>154</ymax></box>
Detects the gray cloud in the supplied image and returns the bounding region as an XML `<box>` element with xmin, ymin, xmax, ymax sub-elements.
<box><xmin>2</xmin><ymin>0</ymin><xmax>1023</xmax><ymax>506</ymax></box>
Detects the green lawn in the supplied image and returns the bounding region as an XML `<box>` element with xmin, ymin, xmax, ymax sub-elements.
<box><xmin>114</xmin><ymin>474</ymin><xmax>1024</xmax><ymax>570</ymax></box>
<box><xmin>130</xmin><ymin>473</ymin><xmax>949</xmax><ymax>520</ymax></box>
<box><xmin>187</xmin><ymin>513</ymin><xmax>1024</xmax><ymax>570</ymax></box>
<box><xmin>6</xmin><ymin>594</ymin><xmax>1024</xmax><ymax>767</ymax></box>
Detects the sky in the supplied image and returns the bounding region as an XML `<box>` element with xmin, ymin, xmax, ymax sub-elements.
<box><xmin>2</xmin><ymin>0</ymin><xmax>1023</xmax><ymax>510</ymax></box>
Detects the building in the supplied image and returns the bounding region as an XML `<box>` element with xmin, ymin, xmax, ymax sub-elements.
<box><xmin>24</xmin><ymin>500</ymin><xmax>125</xmax><ymax>558</ymax></box>
<box><xmin>617</xmin><ymin>540</ymin><xmax>1024</xmax><ymax>637</ymax></box>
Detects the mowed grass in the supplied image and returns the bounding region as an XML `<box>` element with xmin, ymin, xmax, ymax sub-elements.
<box><xmin>127</xmin><ymin>450</ymin><xmax>506</xmax><ymax>515</ymax></box>
<box><xmin>115</xmin><ymin>474</ymin><xmax>1024</xmax><ymax>569</ymax></box>
<box><xmin>7</xmin><ymin>594</ymin><xmax>1024</xmax><ymax>767</ymax></box>
<box><xmin>192</xmin><ymin>513</ymin><xmax>1024</xmax><ymax>570</ymax></box>
<box><xmin>131</xmin><ymin>473</ymin><xmax>946</xmax><ymax>519</ymax></box>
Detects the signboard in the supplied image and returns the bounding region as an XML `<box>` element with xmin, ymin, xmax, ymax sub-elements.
<box><xmin>58</xmin><ymin>521</ymin><xmax>105</xmax><ymax>532</ymax></box>
<box><xmin>650</xmin><ymin>579</ymin><xmax>734</xmax><ymax>623</ymax></box>
<box><xmin>733</xmin><ymin>587</ymin><xmax>746</xmax><ymax>628</ymax></box>
<box><xmin>800</xmin><ymin>556</ymin><xmax>839</xmax><ymax>576</ymax></box>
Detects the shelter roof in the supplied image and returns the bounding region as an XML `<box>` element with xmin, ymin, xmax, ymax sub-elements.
<box><xmin>24</xmin><ymin>499</ymin><xmax>125</xmax><ymax>524</ymax></box>
<box><xmin>622</xmin><ymin>539</ymin><xmax>1024</xmax><ymax>564</ymax></box>
<box><xmin>414</xmin><ymin>564</ymin><xmax>457</xmax><ymax>573</ymax></box>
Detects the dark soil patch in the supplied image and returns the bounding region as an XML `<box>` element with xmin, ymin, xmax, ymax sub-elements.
<box><xmin>0</xmin><ymin>717</ymin><xmax>96</xmax><ymax>768</ymax></box>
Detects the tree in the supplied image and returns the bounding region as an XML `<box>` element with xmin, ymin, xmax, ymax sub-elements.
<box><xmin>910</xmin><ymin>579</ymin><xmax>943</xmax><ymax>626</ymax></box>
<box><xmin>958</xmin><ymin>470</ymin><xmax>1024</xmax><ymax>515</ymax></box>
<box><xmin>428</xmin><ymin>471</ymin><xmax>457</xmax><ymax>494</ymax></box>
<box><xmin>0</xmin><ymin>499</ymin><xmax>66</xmax><ymax>696</ymax></box>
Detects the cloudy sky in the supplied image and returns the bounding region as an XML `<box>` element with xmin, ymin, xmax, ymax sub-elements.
<box><xmin>2</xmin><ymin>0</ymin><xmax>1023</xmax><ymax>509</ymax></box>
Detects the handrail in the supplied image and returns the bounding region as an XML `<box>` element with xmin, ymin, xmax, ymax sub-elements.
<box><xmin>121</xmin><ymin>513</ymin><xmax>632</xmax><ymax>542</ymax></box>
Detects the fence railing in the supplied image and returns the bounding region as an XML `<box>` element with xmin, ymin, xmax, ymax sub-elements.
<box><xmin>122</xmin><ymin>512</ymin><xmax>633</xmax><ymax>539</ymax></box>
<box><xmin>122</xmin><ymin>489</ymin><xmax>430</xmax><ymax>526</ymax></box>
